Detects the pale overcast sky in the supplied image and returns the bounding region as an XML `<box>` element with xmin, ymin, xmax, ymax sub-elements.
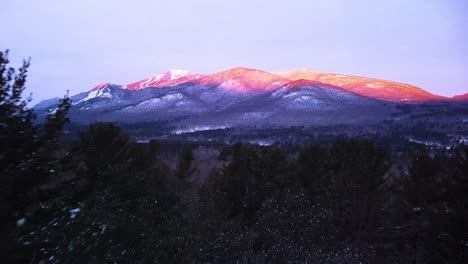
<box><xmin>1</xmin><ymin>0</ymin><xmax>467</xmax><ymax>103</ymax></box>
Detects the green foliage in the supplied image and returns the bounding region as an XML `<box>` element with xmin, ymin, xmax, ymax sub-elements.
<box><xmin>78</xmin><ymin>123</ymin><xmax>130</xmax><ymax>192</ymax></box>
<box><xmin>393</xmin><ymin>146</ymin><xmax>468</xmax><ymax>263</ymax></box>
<box><xmin>296</xmin><ymin>144</ymin><xmax>331</xmax><ymax>197</ymax></box>
<box><xmin>0</xmin><ymin>50</ymin><xmax>71</xmax><ymax>262</ymax></box>
<box><xmin>214</xmin><ymin>144</ymin><xmax>286</xmax><ymax>221</ymax></box>
<box><xmin>196</xmin><ymin>140</ymin><xmax>391</xmax><ymax>262</ymax></box>
<box><xmin>0</xmin><ymin>50</ymin><xmax>35</xmax><ymax>195</ymax></box>
<box><xmin>328</xmin><ymin>139</ymin><xmax>389</xmax><ymax>240</ymax></box>
<box><xmin>4</xmin><ymin>120</ymin><xmax>465</xmax><ymax>263</ymax></box>
<box><xmin>24</xmin><ymin>122</ymin><xmax>189</xmax><ymax>263</ymax></box>
<box><xmin>176</xmin><ymin>146</ymin><xmax>196</xmax><ymax>180</ymax></box>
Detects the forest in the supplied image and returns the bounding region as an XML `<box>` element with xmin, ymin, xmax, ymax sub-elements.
<box><xmin>1</xmin><ymin>51</ymin><xmax>467</xmax><ymax>263</ymax></box>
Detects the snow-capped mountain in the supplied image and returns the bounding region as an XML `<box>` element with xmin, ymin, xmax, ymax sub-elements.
<box><xmin>34</xmin><ymin>67</ymin><xmax>466</xmax><ymax>129</ymax></box>
<box><xmin>123</xmin><ymin>70</ymin><xmax>205</xmax><ymax>90</ymax></box>
<box><xmin>87</xmin><ymin>67</ymin><xmax>454</xmax><ymax>102</ymax></box>
<box><xmin>193</xmin><ymin>67</ymin><xmax>290</xmax><ymax>92</ymax></box>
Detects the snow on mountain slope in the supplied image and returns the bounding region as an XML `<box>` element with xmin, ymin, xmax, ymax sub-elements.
<box><xmin>34</xmin><ymin>67</ymin><xmax>465</xmax><ymax>128</ymax></box>
<box><xmin>120</xmin><ymin>91</ymin><xmax>210</xmax><ymax>117</ymax></box>
<box><xmin>90</xmin><ymin>82</ymin><xmax>111</xmax><ymax>91</ymax></box>
<box><xmin>87</xmin><ymin>67</ymin><xmax>451</xmax><ymax>103</ymax></box>
<box><xmin>275</xmin><ymin>69</ymin><xmax>447</xmax><ymax>101</ymax></box>
<box><xmin>177</xmin><ymin>82</ymin><xmax>394</xmax><ymax>128</ymax></box>
<box><xmin>194</xmin><ymin>67</ymin><xmax>290</xmax><ymax>92</ymax></box>
<box><xmin>273</xmin><ymin>81</ymin><xmax>372</xmax><ymax>107</ymax></box>
<box><xmin>125</xmin><ymin>70</ymin><xmax>205</xmax><ymax>90</ymax></box>
<box><xmin>76</xmin><ymin>85</ymin><xmax>114</xmax><ymax>104</ymax></box>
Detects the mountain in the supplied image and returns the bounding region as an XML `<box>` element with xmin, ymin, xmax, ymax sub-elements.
<box><xmin>193</xmin><ymin>67</ymin><xmax>290</xmax><ymax>92</ymax></box>
<box><xmin>124</xmin><ymin>70</ymin><xmax>205</xmax><ymax>90</ymax></box>
<box><xmin>275</xmin><ymin>69</ymin><xmax>447</xmax><ymax>101</ymax></box>
<box><xmin>34</xmin><ymin>67</ymin><xmax>467</xmax><ymax>134</ymax></box>
<box><xmin>33</xmin><ymin>97</ymin><xmax>61</xmax><ymax>109</ymax></box>
<box><xmin>89</xmin><ymin>68</ymin><xmax>451</xmax><ymax>102</ymax></box>
<box><xmin>452</xmin><ymin>93</ymin><xmax>468</xmax><ymax>101</ymax></box>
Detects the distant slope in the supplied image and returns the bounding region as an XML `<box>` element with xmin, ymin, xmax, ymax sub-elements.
<box><xmin>33</xmin><ymin>97</ymin><xmax>61</xmax><ymax>109</ymax></box>
<box><xmin>274</xmin><ymin>69</ymin><xmax>447</xmax><ymax>101</ymax></box>
<box><xmin>452</xmin><ymin>93</ymin><xmax>468</xmax><ymax>101</ymax></box>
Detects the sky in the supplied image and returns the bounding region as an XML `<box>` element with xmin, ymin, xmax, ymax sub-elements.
<box><xmin>1</xmin><ymin>0</ymin><xmax>467</xmax><ymax>103</ymax></box>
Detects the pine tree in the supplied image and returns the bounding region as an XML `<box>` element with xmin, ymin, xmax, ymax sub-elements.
<box><xmin>0</xmin><ymin>50</ymin><xmax>71</xmax><ymax>261</ymax></box>
<box><xmin>176</xmin><ymin>147</ymin><xmax>196</xmax><ymax>181</ymax></box>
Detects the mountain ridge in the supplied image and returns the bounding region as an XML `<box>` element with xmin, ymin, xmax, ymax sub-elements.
<box><xmin>124</xmin><ymin>69</ymin><xmax>206</xmax><ymax>90</ymax></box>
<box><xmin>33</xmin><ymin>67</ymin><xmax>468</xmax><ymax>132</ymax></box>
<box><xmin>88</xmin><ymin>67</ymin><xmax>462</xmax><ymax>102</ymax></box>
<box><xmin>274</xmin><ymin>69</ymin><xmax>447</xmax><ymax>101</ymax></box>
<box><xmin>452</xmin><ymin>93</ymin><xmax>468</xmax><ymax>101</ymax></box>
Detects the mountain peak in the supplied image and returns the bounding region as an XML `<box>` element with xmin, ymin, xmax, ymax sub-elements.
<box><xmin>124</xmin><ymin>70</ymin><xmax>204</xmax><ymax>90</ymax></box>
<box><xmin>90</xmin><ymin>82</ymin><xmax>111</xmax><ymax>91</ymax></box>
<box><xmin>165</xmin><ymin>69</ymin><xmax>191</xmax><ymax>80</ymax></box>
<box><xmin>196</xmin><ymin>67</ymin><xmax>290</xmax><ymax>92</ymax></box>
<box><xmin>224</xmin><ymin>67</ymin><xmax>260</xmax><ymax>73</ymax></box>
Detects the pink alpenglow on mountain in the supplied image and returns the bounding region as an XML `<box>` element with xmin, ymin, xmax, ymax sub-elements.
<box><xmin>452</xmin><ymin>93</ymin><xmax>468</xmax><ymax>101</ymax></box>
<box><xmin>274</xmin><ymin>69</ymin><xmax>448</xmax><ymax>101</ymax></box>
<box><xmin>281</xmin><ymin>79</ymin><xmax>347</xmax><ymax>92</ymax></box>
<box><xmin>90</xmin><ymin>67</ymin><xmax>460</xmax><ymax>102</ymax></box>
<box><xmin>91</xmin><ymin>82</ymin><xmax>111</xmax><ymax>91</ymax></box>
<box><xmin>125</xmin><ymin>70</ymin><xmax>205</xmax><ymax>90</ymax></box>
<box><xmin>194</xmin><ymin>67</ymin><xmax>290</xmax><ymax>92</ymax></box>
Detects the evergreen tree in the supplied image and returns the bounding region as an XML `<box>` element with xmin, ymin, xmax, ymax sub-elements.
<box><xmin>0</xmin><ymin>50</ymin><xmax>71</xmax><ymax>262</ymax></box>
<box><xmin>328</xmin><ymin>139</ymin><xmax>389</xmax><ymax>240</ymax></box>
<box><xmin>176</xmin><ymin>146</ymin><xmax>196</xmax><ymax>181</ymax></box>
<box><xmin>395</xmin><ymin>147</ymin><xmax>468</xmax><ymax>263</ymax></box>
